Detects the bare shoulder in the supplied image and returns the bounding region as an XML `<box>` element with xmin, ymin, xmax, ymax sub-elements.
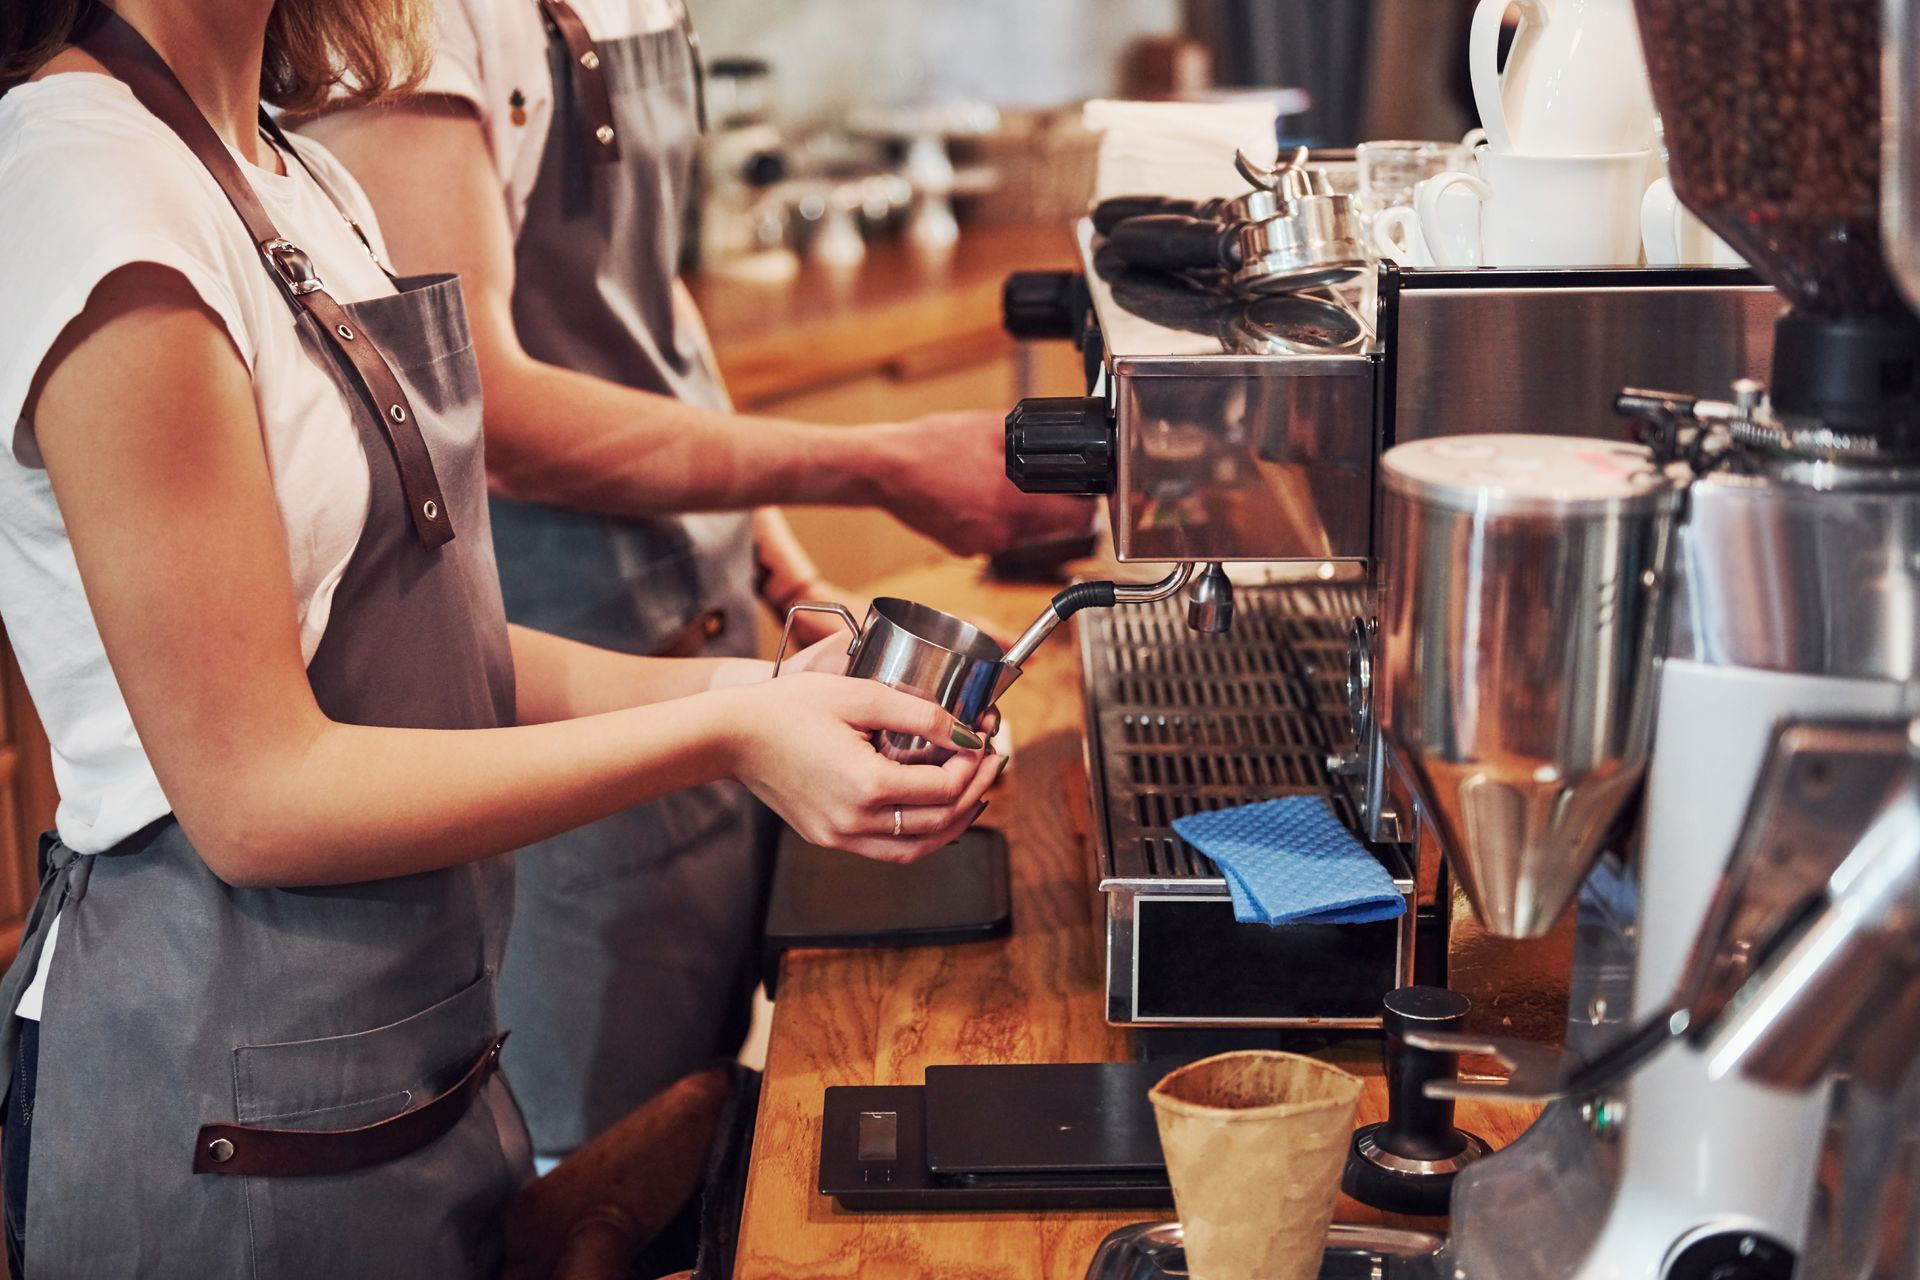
<box><xmin>27</xmin><ymin>46</ymin><xmax>109</xmax><ymax>80</ymax></box>
<box><xmin>26</xmin><ymin>260</ymin><xmax>241</xmax><ymax>423</ymax></box>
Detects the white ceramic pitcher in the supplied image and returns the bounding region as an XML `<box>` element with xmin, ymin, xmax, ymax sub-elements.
<box><xmin>1469</xmin><ymin>0</ymin><xmax>1657</xmax><ymax>154</ymax></box>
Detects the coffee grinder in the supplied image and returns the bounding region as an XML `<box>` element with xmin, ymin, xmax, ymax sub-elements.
<box><xmin>1367</xmin><ymin>1</ymin><xmax>1920</xmax><ymax>1276</ymax></box>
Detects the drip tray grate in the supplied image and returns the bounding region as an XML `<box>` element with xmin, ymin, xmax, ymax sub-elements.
<box><xmin>1079</xmin><ymin>584</ymin><xmax>1368</xmax><ymax>887</ymax></box>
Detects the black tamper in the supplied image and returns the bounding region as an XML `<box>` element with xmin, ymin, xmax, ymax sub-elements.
<box><xmin>1341</xmin><ymin>986</ymin><xmax>1490</xmax><ymax>1216</ymax></box>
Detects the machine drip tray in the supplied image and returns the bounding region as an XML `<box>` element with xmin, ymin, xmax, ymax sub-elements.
<box><xmin>1077</xmin><ymin>584</ymin><xmax>1422</xmax><ymax>1027</ymax></box>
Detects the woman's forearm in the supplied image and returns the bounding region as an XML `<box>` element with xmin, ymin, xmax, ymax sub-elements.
<box><xmin>208</xmin><ymin>693</ymin><xmax>742</xmax><ymax>888</ymax></box>
<box><xmin>507</xmin><ymin>624</ymin><xmax>764</xmax><ymax>724</ymax></box>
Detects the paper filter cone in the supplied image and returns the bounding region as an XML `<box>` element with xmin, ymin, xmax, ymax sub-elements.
<box><xmin>1149</xmin><ymin>1051</ymin><xmax>1363</xmax><ymax>1280</ymax></box>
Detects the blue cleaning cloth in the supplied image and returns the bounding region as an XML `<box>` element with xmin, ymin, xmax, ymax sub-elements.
<box><xmin>1172</xmin><ymin>796</ymin><xmax>1406</xmax><ymax>927</ymax></box>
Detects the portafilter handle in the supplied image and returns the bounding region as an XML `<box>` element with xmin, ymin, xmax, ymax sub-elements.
<box><xmin>1091</xmin><ymin>195</ymin><xmax>1203</xmax><ymax>235</ymax></box>
<box><xmin>1107</xmin><ymin>214</ymin><xmax>1240</xmax><ymax>274</ymax></box>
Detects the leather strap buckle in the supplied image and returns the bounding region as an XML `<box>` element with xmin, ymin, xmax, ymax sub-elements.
<box><xmin>263</xmin><ymin>239</ymin><xmax>324</xmax><ymax>296</ymax></box>
<box><xmin>192</xmin><ymin>1031</ymin><xmax>508</xmax><ymax>1178</ymax></box>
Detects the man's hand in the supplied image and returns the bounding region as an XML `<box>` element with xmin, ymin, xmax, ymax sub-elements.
<box><xmin>869</xmin><ymin>410</ymin><xmax>1094</xmax><ymax>557</ymax></box>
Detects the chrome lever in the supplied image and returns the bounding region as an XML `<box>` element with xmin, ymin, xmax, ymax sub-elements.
<box><xmin>1406</xmin><ymin>1006</ymin><xmax>1690</xmax><ymax>1104</ymax></box>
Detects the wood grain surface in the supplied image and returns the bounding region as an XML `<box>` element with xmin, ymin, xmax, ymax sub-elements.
<box><xmin>686</xmin><ymin>227</ymin><xmax>1076</xmax><ymax>409</ymax></box>
<box><xmin>734</xmin><ymin>557</ymin><xmax>1541</xmax><ymax>1279</ymax></box>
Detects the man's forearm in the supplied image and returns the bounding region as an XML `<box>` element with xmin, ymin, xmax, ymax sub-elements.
<box><xmin>483</xmin><ymin>345</ymin><xmax>904</xmax><ymax>518</ymax></box>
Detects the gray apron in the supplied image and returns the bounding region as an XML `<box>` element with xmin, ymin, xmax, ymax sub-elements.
<box><xmin>491</xmin><ymin>4</ymin><xmax>771</xmax><ymax>1158</ymax></box>
<box><xmin>0</xmin><ymin>34</ymin><xmax>532</xmax><ymax>1272</ymax></box>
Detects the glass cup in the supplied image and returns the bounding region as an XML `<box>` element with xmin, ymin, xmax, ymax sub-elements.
<box><xmin>1355</xmin><ymin>139</ymin><xmax>1470</xmax><ymax>231</ymax></box>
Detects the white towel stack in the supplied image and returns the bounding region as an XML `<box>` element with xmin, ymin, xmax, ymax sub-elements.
<box><xmin>1081</xmin><ymin>99</ymin><xmax>1285</xmax><ymax>205</ymax></box>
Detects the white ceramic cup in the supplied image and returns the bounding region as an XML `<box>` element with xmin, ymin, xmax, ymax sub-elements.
<box><xmin>1469</xmin><ymin>0</ymin><xmax>1657</xmax><ymax>155</ymax></box>
<box><xmin>1640</xmin><ymin>177</ymin><xmax>1745</xmax><ymax>267</ymax></box>
<box><xmin>1375</xmin><ymin>149</ymin><xmax>1650</xmax><ymax>268</ymax></box>
<box><xmin>1374</xmin><ymin>175</ymin><xmax>1483</xmax><ymax>267</ymax></box>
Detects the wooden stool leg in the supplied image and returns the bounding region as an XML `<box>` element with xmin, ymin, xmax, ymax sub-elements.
<box><xmin>504</xmin><ymin>1066</ymin><xmax>732</xmax><ymax>1280</ymax></box>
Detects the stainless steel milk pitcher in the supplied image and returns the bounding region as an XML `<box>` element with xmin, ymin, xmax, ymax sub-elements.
<box><xmin>774</xmin><ymin>565</ymin><xmax>1201</xmax><ymax>764</ymax></box>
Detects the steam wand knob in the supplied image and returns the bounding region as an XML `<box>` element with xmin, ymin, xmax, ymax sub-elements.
<box><xmin>1341</xmin><ymin>986</ymin><xmax>1491</xmax><ymax>1216</ymax></box>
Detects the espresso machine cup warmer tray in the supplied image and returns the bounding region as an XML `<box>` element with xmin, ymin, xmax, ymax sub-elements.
<box><xmin>1077</xmin><ymin>583</ymin><xmax>1421</xmax><ymax>1028</ymax></box>
<box><xmin>1084</xmin><ymin>1220</ymin><xmax>1445</xmax><ymax>1280</ymax></box>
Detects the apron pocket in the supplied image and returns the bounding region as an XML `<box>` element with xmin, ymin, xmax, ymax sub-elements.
<box><xmin>233</xmin><ymin>972</ymin><xmax>494</xmax><ymax>1127</ymax></box>
<box><xmin>231</xmin><ymin>974</ymin><xmax>520</xmax><ymax>1279</ymax></box>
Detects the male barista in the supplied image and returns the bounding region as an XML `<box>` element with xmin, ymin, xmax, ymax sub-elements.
<box><xmin>303</xmin><ymin>0</ymin><xmax>1084</xmax><ymax>1163</ymax></box>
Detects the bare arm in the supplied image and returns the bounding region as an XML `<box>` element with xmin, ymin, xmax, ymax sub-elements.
<box><xmin>297</xmin><ymin>100</ymin><xmax>1091</xmax><ymax>555</ymax></box>
<box><xmin>507</xmin><ymin>624</ymin><xmax>779</xmax><ymax>724</ymax></box>
<box><xmin>27</xmin><ymin>266</ymin><xmax>999</xmax><ymax>887</ymax></box>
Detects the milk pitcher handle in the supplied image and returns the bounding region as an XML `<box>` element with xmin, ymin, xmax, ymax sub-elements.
<box><xmin>772</xmin><ymin>602</ymin><xmax>861</xmax><ymax>677</ymax></box>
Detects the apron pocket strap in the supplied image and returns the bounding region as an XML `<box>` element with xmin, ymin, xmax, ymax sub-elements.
<box><xmin>192</xmin><ymin>1032</ymin><xmax>506</xmax><ymax>1178</ymax></box>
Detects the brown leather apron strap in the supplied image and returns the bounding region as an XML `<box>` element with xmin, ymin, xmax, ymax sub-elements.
<box><xmin>537</xmin><ymin>0</ymin><xmax>623</xmax><ymax>164</ymax></box>
<box><xmin>74</xmin><ymin>8</ymin><xmax>455</xmax><ymax>550</ymax></box>
<box><xmin>191</xmin><ymin>1033</ymin><xmax>507</xmax><ymax>1177</ymax></box>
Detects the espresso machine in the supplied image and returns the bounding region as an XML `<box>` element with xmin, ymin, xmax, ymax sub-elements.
<box><xmin>1358</xmin><ymin>0</ymin><xmax>1920</xmax><ymax>1276</ymax></box>
<box><xmin>1002</xmin><ymin>172</ymin><xmax>1773</xmax><ymax>1035</ymax></box>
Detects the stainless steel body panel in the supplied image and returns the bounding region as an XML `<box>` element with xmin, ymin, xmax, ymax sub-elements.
<box><xmin>1386</xmin><ymin>283</ymin><xmax>1779</xmax><ymax>448</ymax></box>
<box><xmin>1079</xmin><ymin>210</ymin><xmax>1779</xmax><ymax>563</ymax></box>
<box><xmin>1670</xmin><ymin>465</ymin><xmax>1920</xmax><ymax>680</ymax></box>
<box><xmin>1080</xmin><ymin>220</ymin><xmax>1379</xmax><ymax>564</ymax></box>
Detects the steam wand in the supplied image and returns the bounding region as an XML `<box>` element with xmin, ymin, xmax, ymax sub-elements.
<box><xmin>1002</xmin><ymin>563</ymin><xmax>1200</xmax><ymax>668</ymax></box>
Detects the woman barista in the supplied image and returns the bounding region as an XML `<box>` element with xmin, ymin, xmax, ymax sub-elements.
<box><xmin>299</xmin><ymin>0</ymin><xmax>1082</xmax><ymax>1164</ymax></box>
<box><xmin>0</xmin><ymin>0</ymin><xmax>1001</xmax><ymax>1273</ymax></box>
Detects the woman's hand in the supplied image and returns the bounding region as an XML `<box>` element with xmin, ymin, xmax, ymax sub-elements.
<box><xmin>715</xmin><ymin>674</ymin><xmax>1003</xmax><ymax>862</ymax></box>
<box><xmin>779</xmin><ymin>634</ymin><xmax>854</xmax><ymax>677</ymax></box>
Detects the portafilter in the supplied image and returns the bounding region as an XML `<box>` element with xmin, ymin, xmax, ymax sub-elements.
<box><xmin>1103</xmin><ymin>147</ymin><xmax>1368</xmax><ymax>296</ymax></box>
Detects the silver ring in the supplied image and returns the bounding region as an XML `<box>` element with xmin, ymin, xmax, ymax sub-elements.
<box><xmin>892</xmin><ymin>807</ymin><xmax>903</xmax><ymax>837</ymax></box>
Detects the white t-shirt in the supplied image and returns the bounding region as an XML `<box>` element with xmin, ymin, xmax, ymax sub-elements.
<box><xmin>0</xmin><ymin>74</ymin><xmax>398</xmax><ymax>1015</ymax></box>
<box><xmin>423</xmin><ymin>0</ymin><xmax>684</xmax><ymax>235</ymax></box>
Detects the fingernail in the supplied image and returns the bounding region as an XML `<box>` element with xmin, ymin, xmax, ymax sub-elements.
<box><xmin>973</xmin><ymin>800</ymin><xmax>989</xmax><ymax>821</ymax></box>
<box><xmin>996</xmin><ymin>754</ymin><xmax>1011</xmax><ymax>777</ymax></box>
<box><xmin>950</xmin><ymin>723</ymin><xmax>985</xmax><ymax>750</ymax></box>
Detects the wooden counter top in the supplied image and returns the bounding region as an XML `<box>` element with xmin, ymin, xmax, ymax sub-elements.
<box><xmin>686</xmin><ymin>226</ymin><xmax>1077</xmax><ymax>408</ymax></box>
<box><xmin>734</xmin><ymin>557</ymin><xmax>1541</xmax><ymax>1279</ymax></box>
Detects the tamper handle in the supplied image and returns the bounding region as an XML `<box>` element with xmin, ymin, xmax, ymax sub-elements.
<box><xmin>1381</xmin><ymin>986</ymin><xmax>1472</xmax><ymax>1161</ymax></box>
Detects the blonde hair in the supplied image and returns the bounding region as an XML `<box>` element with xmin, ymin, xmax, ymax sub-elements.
<box><xmin>1</xmin><ymin>1</ymin><xmax>435</xmax><ymax>110</ymax></box>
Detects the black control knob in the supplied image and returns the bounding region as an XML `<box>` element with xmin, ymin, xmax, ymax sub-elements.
<box><xmin>1341</xmin><ymin>986</ymin><xmax>1491</xmax><ymax>1216</ymax></box>
<box><xmin>1005</xmin><ymin>397</ymin><xmax>1114</xmax><ymax>495</ymax></box>
<box><xmin>1001</xmin><ymin>271</ymin><xmax>1089</xmax><ymax>343</ymax></box>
